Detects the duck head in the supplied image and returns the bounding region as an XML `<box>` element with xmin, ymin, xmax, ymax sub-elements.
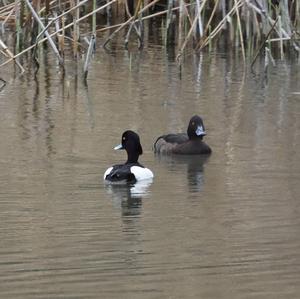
<box><xmin>114</xmin><ymin>130</ymin><xmax>143</xmax><ymax>163</ymax></box>
<box><xmin>187</xmin><ymin>115</ymin><xmax>206</xmax><ymax>140</ymax></box>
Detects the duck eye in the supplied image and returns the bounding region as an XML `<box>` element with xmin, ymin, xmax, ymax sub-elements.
<box><xmin>192</xmin><ymin>122</ymin><xmax>195</xmax><ymax>126</ymax></box>
<box><xmin>122</xmin><ymin>137</ymin><xmax>126</xmax><ymax>140</ymax></box>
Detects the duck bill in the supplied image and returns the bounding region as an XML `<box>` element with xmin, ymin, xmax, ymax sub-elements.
<box><xmin>114</xmin><ymin>144</ymin><xmax>124</xmax><ymax>150</ymax></box>
<box><xmin>196</xmin><ymin>125</ymin><xmax>206</xmax><ymax>136</ymax></box>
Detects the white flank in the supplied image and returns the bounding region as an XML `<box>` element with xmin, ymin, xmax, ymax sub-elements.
<box><xmin>103</xmin><ymin>167</ymin><xmax>113</xmax><ymax>180</ymax></box>
<box><xmin>130</xmin><ymin>166</ymin><xmax>154</xmax><ymax>181</ymax></box>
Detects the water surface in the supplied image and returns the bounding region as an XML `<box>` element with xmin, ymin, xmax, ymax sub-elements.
<box><xmin>0</xmin><ymin>45</ymin><xmax>300</xmax><ymax>298</ymax></box>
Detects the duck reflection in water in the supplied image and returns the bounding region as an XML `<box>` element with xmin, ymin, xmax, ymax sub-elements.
<box><xmin>156</xmin><ymin>155</ymin><xmax>209</xmax><ymax>192</ymax></box>
<box><xmin>105</xmin><ymin>179</ymin><xmax>153</xmax><ymax>217</ymax></box>
<box><xmin>104</xmin><ymin>130</ymin><xmax>153</xmax><ymax>216</ymax></box>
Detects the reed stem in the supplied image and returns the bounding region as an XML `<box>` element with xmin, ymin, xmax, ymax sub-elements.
<box><xmin>0</xmin><ymin>0</ymin><xmax>299</xmax><ymax>72</ymax></box>
<box><xmin>25</xmin><ymin>0</ymin><xmax>64</xmax><ymax>66</ymax></box>
<box><xmin>83</xmin><ymin>34</ymin><xmax>95</xmax><ymax>80</ymax></box>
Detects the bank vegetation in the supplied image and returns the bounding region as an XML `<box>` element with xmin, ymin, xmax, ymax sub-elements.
<box><xmin>0</xmin><ymin>0</ymin><xmax>299</xmax><ymax>76</ymax></box>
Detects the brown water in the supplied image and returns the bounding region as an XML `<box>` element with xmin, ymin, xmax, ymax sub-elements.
<box><xmin>0</xmin><ymin>44</ymin><xmax>300</xmax><ymax>298</ymax></box>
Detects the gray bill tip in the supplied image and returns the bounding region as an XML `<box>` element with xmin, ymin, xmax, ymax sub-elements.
<box><xmin>196</xmin><ymin>125</ymin><xmax>206</xmax><ymax>136</ymax></box>
<box><xmin>114</xmin><ymin>144</ymin><xmax>124</xmax><ymax>150</ymax></box>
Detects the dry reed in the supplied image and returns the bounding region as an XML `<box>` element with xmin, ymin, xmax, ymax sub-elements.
<box><xmin>0</xmin><ymin>0</ymin><xmax>298</xmax><ymax>75</ymax></box>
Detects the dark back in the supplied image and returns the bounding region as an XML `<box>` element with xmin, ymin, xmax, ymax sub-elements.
<box><xmin>105</xmin><ymin>163</ymin><xmax>144</xmax><ymax>183</ymax></box>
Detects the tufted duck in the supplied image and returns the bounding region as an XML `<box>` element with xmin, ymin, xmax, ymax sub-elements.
<box><xmin>104</xmin><ymin>130</ymin><xmax>154</xmax><ymax>183</ymax></box>
<box><xmin>154</xmin><ymin>115</ymin><xmax>212</xmax><ymax>155</ymax></box>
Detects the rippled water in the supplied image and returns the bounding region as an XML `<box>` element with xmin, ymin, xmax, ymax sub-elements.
<box><xmin>0</xmin><ymin>44</ymin><xmax>300</xmax><ymax>298</ymax></box>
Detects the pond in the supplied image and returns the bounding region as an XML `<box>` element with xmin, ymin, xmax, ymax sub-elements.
<box><xmin>0</xmin><ymin>42</ymin><xmax>300</xmax><ymax>298</ymax></box>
